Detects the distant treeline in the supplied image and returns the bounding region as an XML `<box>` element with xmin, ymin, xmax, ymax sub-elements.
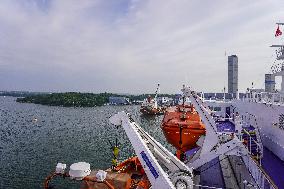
<box><xmin>128</xmin><ymin>94</ymin><xmax>176</xmax><ymax>101</ymax></box>
<box><xmin>16</xmin><ymin>92</ymin><xmax>116</xmax><ymax>107</ymax></box>
<box><xmin>16</xmin><ymin>92</ymin><xmax>176</xmax><ymax>107</ymax></box>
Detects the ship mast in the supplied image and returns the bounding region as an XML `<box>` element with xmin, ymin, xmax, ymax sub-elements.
<box><xmin>153</xmin><ymin>84</ymin><xmax>160</xmax><ymax>109</ymax></box>
<box><xmin>269</xmin><ymin>23</ymin><xmax>284</xmax><ymax>93</ymax></box>
<box><xmin>271</xmin><ymin>22</ymin><xmax>284</xmax><ymax>61</ymax></box>
<box><xmin>154</xmin><ymin>83</ymin><xmax>160</xmax><ymax>100</ymax></box>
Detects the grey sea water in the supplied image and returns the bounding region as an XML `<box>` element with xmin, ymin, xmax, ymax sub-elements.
<box><xmin>0</xmin><ymin>96</ymin><xmax>173</xmax><ymax>189</ymax></box>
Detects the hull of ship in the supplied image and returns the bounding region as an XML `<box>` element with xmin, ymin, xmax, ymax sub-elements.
<box><xmin>140</xmin><ymin>106</ymin><xmax>164</xmax><ymax>115</ymax></box>
<box><xmin>231</xmin><ymin>100</ymin><xmax>284</xmax><ymax>161</ymax></box>
<box><xmin>162</xmin><ymin>127</ymin><xmax>205</xmax><ymax>152</ymax></box>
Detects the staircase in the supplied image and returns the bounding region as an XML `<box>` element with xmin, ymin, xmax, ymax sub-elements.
<box><xmin>242</xmin><ymin>128</ymin><xmax>260</xmax><ymax>157</ymax></box>
<box><xmin>239</xmin><ymin>112</ymin><xmax>264</xmax><ymax>160</ymax></box>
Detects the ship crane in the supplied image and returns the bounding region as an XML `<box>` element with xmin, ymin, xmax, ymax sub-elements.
<box><xmin>109</xmin><ymin>111</ymin><xmax>194</xmax><ymax>189</ymax></box>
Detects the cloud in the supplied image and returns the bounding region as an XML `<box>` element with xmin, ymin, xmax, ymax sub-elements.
<box><xmin>0</xmin><ymin>0</ymin><xmax>284</xmax><ymax>93</ymax></box>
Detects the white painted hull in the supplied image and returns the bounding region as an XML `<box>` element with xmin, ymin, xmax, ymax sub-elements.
<box><xmin>232</xmin><ymin>100</ymin><xmax>284</xmax><ymax>161</ymax></box>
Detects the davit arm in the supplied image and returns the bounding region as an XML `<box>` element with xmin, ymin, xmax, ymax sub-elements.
<box><xmin>182</xmin><ymin>87</ymin><xmax>249</xmax><ymax>169</ymax></box>
<box><xmin>109</xmin><ymin>111</ymin><xmax>194</xmax><ymax>189</ymax></box>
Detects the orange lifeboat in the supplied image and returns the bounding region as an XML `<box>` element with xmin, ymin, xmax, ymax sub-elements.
<box><xmin>81</xmin><ymin>157</ymin><xmax>150</xmax><ymax>189</ymax></box>
<box><xmin>44</xmin><ymin>157</ymin><xmax>151</xmax><ymax>189</ymax></box>
<box><xmin>161</xmin><ymin>104</ymin><xmax>206</xmax><ymax>160</ymax></box>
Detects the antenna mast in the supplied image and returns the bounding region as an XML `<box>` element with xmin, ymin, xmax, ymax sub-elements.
<box><xmin>268</xmin><ymin>23</ymin><xmax>284</xmax><ymax>93</ymax></box>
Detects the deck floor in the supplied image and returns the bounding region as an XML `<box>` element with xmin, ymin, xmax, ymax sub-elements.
<box><xmin>197</xmin><ymin>157</ymin><xmax>225</xmax><ymax>188</ymax></box>
<box><xmin>262</xmin><ymin>147</ymin><xmax>284</xmax><ymax>189</ymax></box>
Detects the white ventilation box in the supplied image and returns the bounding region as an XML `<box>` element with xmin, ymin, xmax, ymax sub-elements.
<box><xmin>96</xmin><ymin>170</ymin><xmax>107</xmax><ymax>182</ymax></box>
<box><xmin>69</xmin><ymin>162</ymin><xmax>91</xmax><ymax>180</ymax></box>
<box><xmin>56</xmin><ymin>163</ymin><xmax>67</xmax><ymax>174</ymax></box>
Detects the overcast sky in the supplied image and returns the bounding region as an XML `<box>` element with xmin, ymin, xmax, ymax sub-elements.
<box><xmin>0</xmin><ymin>0</ymin><xmax>284</xmax><ymax>93</ymax></box>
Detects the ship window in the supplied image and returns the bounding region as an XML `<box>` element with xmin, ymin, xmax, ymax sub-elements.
<box><xmin>214</xmin><ymin>107</ymin><xmax>221</xmax><ymax>111</ymax></box>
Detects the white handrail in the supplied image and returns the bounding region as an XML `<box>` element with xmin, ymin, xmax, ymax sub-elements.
<box><xmin>244</xmin><ymin>91</ymin><xmax>284</xmax><ymax>105</ymax></box>
<box><xmin>242</xmin><ymin>155</ymin><xmax>278</xmax><ymax>189</ymax></box>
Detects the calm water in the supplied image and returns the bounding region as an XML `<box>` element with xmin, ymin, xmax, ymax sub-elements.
<box><xmin>0</xmin><ymin>97</ymin><xmax>173</xmax><ymax>189</ymax></box>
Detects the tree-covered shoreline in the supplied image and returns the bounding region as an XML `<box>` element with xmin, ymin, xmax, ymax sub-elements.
<box><xmin>16</xmin><ymin>92</ymin><xmax>176</xmax><ymax>107</ymax></box>
<box><xmin>16</xmin><ymin>92</ymin><xmax>117</xmax><ymax>107</ymax></box>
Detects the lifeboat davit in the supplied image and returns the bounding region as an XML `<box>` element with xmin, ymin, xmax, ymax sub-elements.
<box><xmin>161</xmin><ymin>104</ymin><xmax>206</xmax><ymax>160</ymax></box>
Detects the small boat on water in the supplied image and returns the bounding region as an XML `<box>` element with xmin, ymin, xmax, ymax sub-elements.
<box><xmin>140</xmin><ymin>84</ymin><xmax>165</xmax><ymax>115</ymax></box>
<box><xmin>161</xmin><ymin>102</ymin><xmax>206</xmax><ymax>160</ymax></box>
<box><xmin>140</xmin><ymin>96</ymin><xmax>164</xmax><ymax>115</ymax></box>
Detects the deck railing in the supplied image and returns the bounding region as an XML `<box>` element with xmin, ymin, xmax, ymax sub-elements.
<box><xmin>239</xmin><ymin>112</ymin><xmax>264</xmax><ymax>160</ymax></box>
<box><xmin>242</xmin><ymin>92</ymin><xmax>284</xmax><ymax>106</ymax></box>
<box><xmin>242</xmin><ymin>155</ymin><xmax>278</xmax><ymax>189</ymax></box>
<box><xmin>193</xmin><ymin>184</ymin><xmax>222</xmax><ymax>189</ymax></box>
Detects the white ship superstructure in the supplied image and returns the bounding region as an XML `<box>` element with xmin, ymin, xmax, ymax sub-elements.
<box><xmin>231</xmin><ymin>95</ymin><xmax>284</xmax><ymax>160</ymax></box>
<box><xmin>206</xmin><ymin>23</ymin><xmax>284</xmax><ymax>160</ymax></box>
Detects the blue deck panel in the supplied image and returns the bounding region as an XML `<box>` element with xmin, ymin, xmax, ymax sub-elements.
<box><xmin>216</xmin><ymin>121</ymin><xmax>235</xmax><ymax>132</ymax></box>
<box><xmin>198</xmin><ymin>157</ymin><xmax>225</xmax><ymax>188</ymax></box>
<box><xmin>262</xmin><ymin>147</ymin><xmax>284</xmax><ymax>189</ymax></box>
<box><xmin>194</xmin><ymin>120</ymin><xmax>284</xmax><ymax>188</ymax></box>
<box><xmin>185</xmin><ymin>147</ymin><xmax>199</xmax><ymax>157</ymax></box>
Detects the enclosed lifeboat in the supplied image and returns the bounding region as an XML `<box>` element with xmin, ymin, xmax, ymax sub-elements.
<box><xmin>44</xmin><ymin>142</ymin><xmax>150</xmax><ymax>189</ymax></box>
<box><xmin>44</xmin><ymin>157</ymin><xmax>151</xmax><ymax>189</ymax></box>
<box><xmin>81</xmin><ymin>157</ymin><xmax>150</xmax><ymax>189</ymax></box>
<box><xmin>161</xmin><ymin>104</ymin><xmax>206</xmax><ymax>160</ymax></box>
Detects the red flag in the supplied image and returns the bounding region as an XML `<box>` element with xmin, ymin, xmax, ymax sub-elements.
<box><xmin>275</xmin><ymin>25</ymin><xmax>282</xmax><ymax>37</ymax></box>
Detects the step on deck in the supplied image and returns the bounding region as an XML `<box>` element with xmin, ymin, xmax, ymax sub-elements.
<box><xmin>219</xmin><ymin>155</ymin><xmax>239</xmax><ymax>189</ymax></box>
